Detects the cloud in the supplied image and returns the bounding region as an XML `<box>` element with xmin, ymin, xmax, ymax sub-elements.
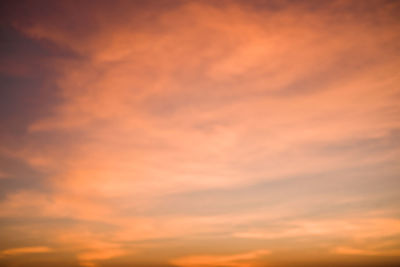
<box><xmin>233</xmin><ymin>218</ymin><xmax>400</xmax><ymax>240</ymax></box>
<box><xmin>77</xmin><ymin>246</ymin><xmax>126</xmax><ymax>267</ymax></box>
<box><xmin>8</xmin><ymin>0</ymin><xmax>398</xmax><ymax>204</ymax></box>
<box><xmin>170</xmin><ymin>249</ymin><xmax>270</xmax><ymax>267</ymax></box>
<box><xmin>0</xmin><ymin>1</ymin><xmax>399</xmax><ymax>266</ymax></box>
<box><xmin>332</xmin><ymin>246</ymin><xmax>400</xmax><ymax>256</ymax></box>
<box><xmin>1</xmin><ymin>246</ymin><xmax>51</xmax><ymax>256</ymax></box>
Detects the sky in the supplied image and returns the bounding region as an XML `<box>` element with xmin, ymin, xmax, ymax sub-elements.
<box><xmin>0</xmin><ymin>0</ymin><xmax>400</xmax><ymax>266</ymax></box>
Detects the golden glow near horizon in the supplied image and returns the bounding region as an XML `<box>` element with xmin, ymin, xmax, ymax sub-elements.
<box><xmin>0</xmin><ymin>1</ymin><xmax>399</xmax><ymax>266</ymax></box>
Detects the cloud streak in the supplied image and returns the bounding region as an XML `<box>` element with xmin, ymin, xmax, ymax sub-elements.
<box><xmin>1</xmin><ymin>246</ymin><xmax>51</xmax><ymax>257</ymax></box>
<box><xmin>171</xmin><ymin>249</ymin><xmax>270</xmax><ymax>267</ymax></box>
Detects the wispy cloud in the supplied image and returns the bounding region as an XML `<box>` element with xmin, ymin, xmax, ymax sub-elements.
<box><xmin>1</xmin><ymin>246</ymin><xmax>51</xmax><ymax>256</ymax></box>
<box><xmin>332</xmin><ymin>246</ymin><xmax>400</xmax><ymax>256</ymax></box>
<box><xmin>0</xmin><ymin>0</ymin><xmax>399</xmax><ymax>266</ymax></box>
<box><xmin>233</xmin><ymin>218</ymin><xmax>400</xmax><ymax>240</ymax></box>
<box><xmin>171</xmin><ymin>249</ymin><xmax>270</xmax><ymax>267</ymax></box>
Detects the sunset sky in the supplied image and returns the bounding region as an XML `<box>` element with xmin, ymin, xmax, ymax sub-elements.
<box><xmin>0</xmin><ymin>1</ymin><xmax>400</xmax><ymax>266</ymax></box>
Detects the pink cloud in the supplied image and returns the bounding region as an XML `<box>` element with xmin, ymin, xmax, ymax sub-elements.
<box><xmin>0</xmin><ymin>1</ymin><xmax>399</xmax><ymax>266</ymax></box>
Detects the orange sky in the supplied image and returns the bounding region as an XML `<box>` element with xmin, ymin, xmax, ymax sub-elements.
<box><xmin>0</xmin><ymin>1</ymin><xmax>400</xmax><ymax>267</ymax></box>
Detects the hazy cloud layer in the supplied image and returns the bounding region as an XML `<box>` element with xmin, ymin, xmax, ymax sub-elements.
<box><xmin>0</xmin><ymin>1</ymin><xmax>399</xmax><ymax>266</ymax></box>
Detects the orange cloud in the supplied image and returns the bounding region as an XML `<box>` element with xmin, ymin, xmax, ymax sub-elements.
<box><xmin>234</xmin><ymin>218</ymin><xmax>400</xmax><ymax>240</ymax></box>
<box><xmin>77</xmin><ymin>246</ymin><xmax>126</xmax><ymax>267</ymax></box>
<box><xmin>0</xmin><ymin>1</ymin><xmax>399</xmax><ymax>266</ymax></box>
<box><xmin>1</xmin><ymin>246</ymin><xmax>51</xmax><ymax>256</ymax></box>
<box><xmin>171</xmin><ymin>249</ymin><xmax>270</xmax><ymax>267</ymax></box>
<box><xmin>332</xmin><ymin>246</ymin><xmax>400</xmax><ymax>256</ymax></box>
